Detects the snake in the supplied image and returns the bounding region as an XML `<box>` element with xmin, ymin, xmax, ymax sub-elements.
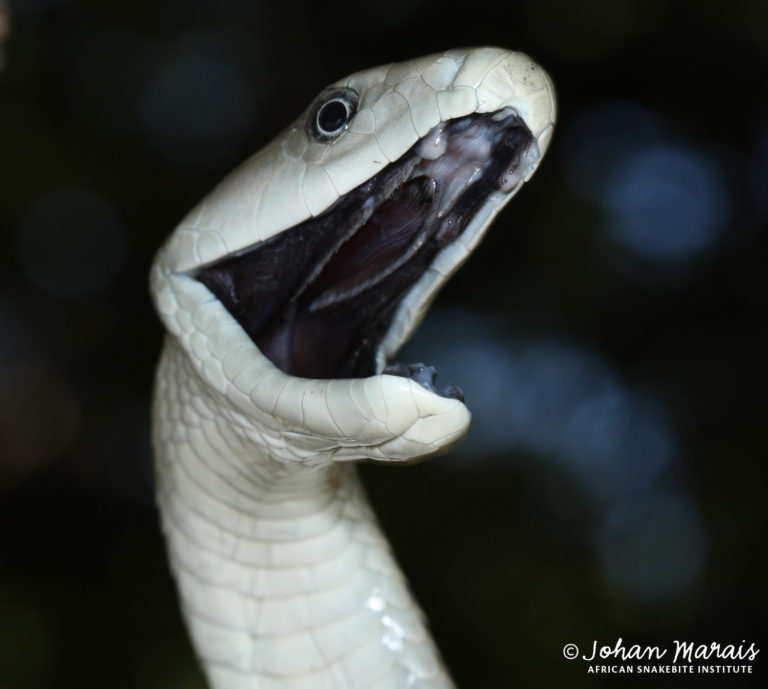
<box><xmin>150</xmin><ymin>47</ymin><xmax>556</xmax><ymax>689</ymax></box>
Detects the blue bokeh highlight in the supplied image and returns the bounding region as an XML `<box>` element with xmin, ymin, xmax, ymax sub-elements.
<box><xmin>401</xmin><ymin>307</ymin><xmax>706</xmax><ymax>599</ymax></box>
<box><xmin>560</xmin><ymin>101</ymin><xmax>731</xmax><ymax>271</ymax></box>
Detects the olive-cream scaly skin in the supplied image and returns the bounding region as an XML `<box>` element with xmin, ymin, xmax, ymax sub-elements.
<box><xmin>150</xmin><ymin>48</ymin><xmax>555</xmax><ymax>689</ymax></box>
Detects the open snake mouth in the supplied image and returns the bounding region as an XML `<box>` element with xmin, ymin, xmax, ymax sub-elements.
<box><xmin>192</xmin><ymin>110</ymin><xmax>535</xmax><ymax>400</ymax></box>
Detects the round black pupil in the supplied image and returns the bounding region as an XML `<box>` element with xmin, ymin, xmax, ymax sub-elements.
<box><xmin>317</xmin><ymin>100</ymin><xmax>348</xmax><ymax>133</ymax></box>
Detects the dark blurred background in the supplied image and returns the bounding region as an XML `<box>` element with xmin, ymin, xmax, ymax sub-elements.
<box><xmin>1</xmin><ymin>0</ymin><xmax>766</xmax><ymax>687</ymax></box>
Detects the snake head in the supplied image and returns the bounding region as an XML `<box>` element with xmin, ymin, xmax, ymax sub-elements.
<box><xmin>150</xmin><ymin>47</ymin><xmax>556</xmax><ymax>464</ymax></box>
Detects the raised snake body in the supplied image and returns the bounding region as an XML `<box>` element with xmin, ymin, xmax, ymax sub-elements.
<box><xmin>150</xmin><ymin>48</ymin><xmax>556</xmax><ymax>688</ymax></box>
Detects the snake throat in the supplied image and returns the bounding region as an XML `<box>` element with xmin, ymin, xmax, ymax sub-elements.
<box><xmin>192</xmin><ymin>109</ymin><xmax>535</xmax><ymax>387</ymax></box>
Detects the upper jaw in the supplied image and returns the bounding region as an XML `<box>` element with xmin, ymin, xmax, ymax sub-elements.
<box><xmin>154</xmin><ymin>48</ymin><xmax>555</xmax><ymax>277</ymax></box>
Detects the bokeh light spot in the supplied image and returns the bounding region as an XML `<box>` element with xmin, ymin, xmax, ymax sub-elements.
<box><xmin>139</xmin><ymin>33</ymin><xmax>256</xmax><ymax>166</ymax></box>
<box><xmin>0</xmin><ymin>358</ymin><xmax>80</xmax><ymax>486</ymax></box>
<box><xmin>560</xmin><ymin>101</ymin><xmax>731</xmax><ymax>268</ymax></box>
<box><xmin>14</xmin><ymin>188</ymin><xmax>125</xmax><ymax>298</ymax></box>
<box><xmin>597</xmin><ymin>493</ymin><xmax>707</xmax><ymax>599</ymax></box>
<box><xmin>603</xmin><ymin>145</ymin><xmax>728</xmax><ymax>262</ymax></box>
<box><xmin>401</xmin><ymin>308</ymin><xmax>676</xmax><ymax>501</ymax></box>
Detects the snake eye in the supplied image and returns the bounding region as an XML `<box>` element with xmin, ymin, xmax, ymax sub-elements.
<box><xmin>306</xmin><ymin>87</ymin><xmax>359</xmax><ymax>143</ymax></box>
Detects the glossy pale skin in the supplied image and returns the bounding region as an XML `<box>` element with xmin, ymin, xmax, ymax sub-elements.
<box><xmin>150</xmin><ymin>48</ymin><xmax>556</xmax><ymax>689</ymax></box>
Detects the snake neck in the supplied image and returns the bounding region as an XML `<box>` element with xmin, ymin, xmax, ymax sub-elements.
<box><xmin>152</xmin><ymin>337</ymin><xmax>455</xmax><ymax>689</ymax></box>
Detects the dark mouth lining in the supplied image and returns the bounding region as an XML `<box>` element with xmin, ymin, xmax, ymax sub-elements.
<box><xmin>192</xmin><ymin>110</ymin><xmax>534</xmax><ymax>395</ymax></box>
